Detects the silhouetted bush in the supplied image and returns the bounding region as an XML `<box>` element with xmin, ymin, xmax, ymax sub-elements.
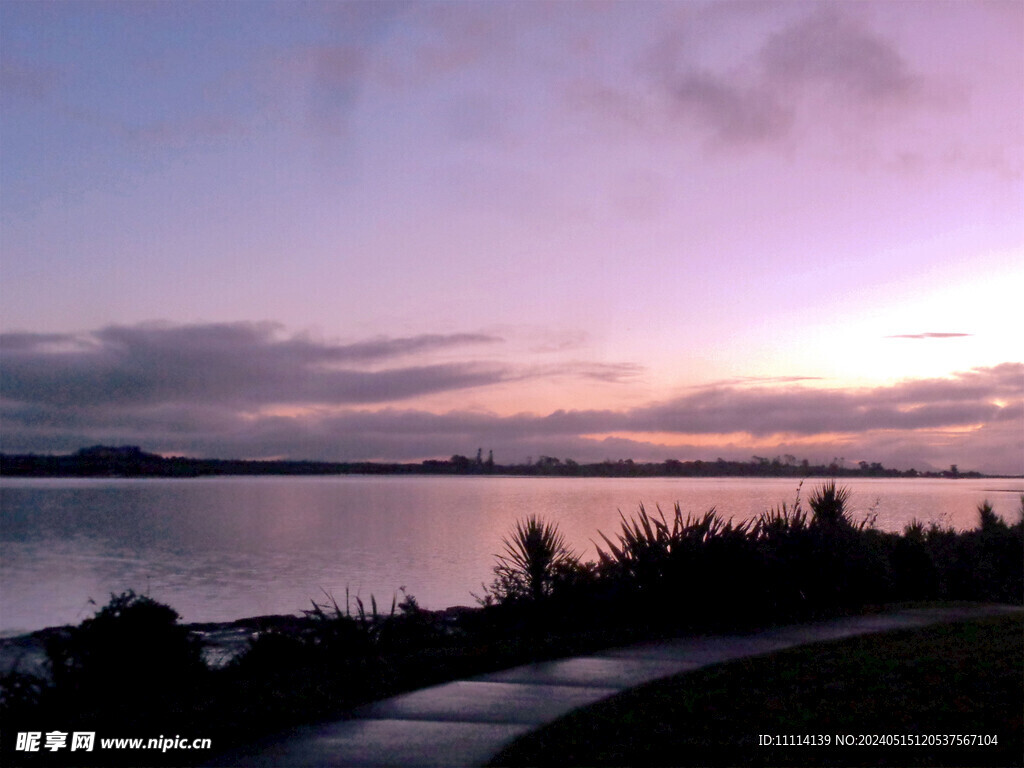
<box><xmin>491</xmin><ymin>484</ymin><xmax>1021</xmax><ymax>633</ymax></box>
<box><xmin>802</xmin><ymin>485</ymin><xmax>889</xmax><ymax>613</ymax></box>
<box><xmin>590</xmin><ymin>504</ymin><xmax>764</xmax><ymax>629</ymax></box>
<box><xmin>954</xmin><ymin>501</ymin><xmax>1023</xmax><ymax>603</ymax></box>
<box><xmin>890</xmin><ymin>521</ymin><xmax>938</xmax><ymax>599</ymax></box>
<box><xmin>43</xmin><ymin>590</ymin><xmax>208</xmax><ymax>728</ymax></box>
<box><xmin>574</xmin><ymin>484</ymin><xmax>894</xmax><ymax>627</ymax></box>
<box><xmin>754</xmin><ymin>498</ymin><xmax>812</xmax><ymax>619</ymax></box>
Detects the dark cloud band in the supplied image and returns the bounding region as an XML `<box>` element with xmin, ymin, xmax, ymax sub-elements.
<box><xmin>0</xmin><ymin>323</ymin><xmax>506</xmax><ymax>407</ymax></box>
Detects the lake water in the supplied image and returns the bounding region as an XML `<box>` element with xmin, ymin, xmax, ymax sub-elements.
<box><xmin>1</xmin><ymin>475</ymin><xmax>1021</xmax><ymax>635</ymax></box>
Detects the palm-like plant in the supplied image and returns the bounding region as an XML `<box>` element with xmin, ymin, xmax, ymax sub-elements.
<box><xmin>493</xmin><ymin>516</ymin><xmax>578</xmax><ymax>602</ymax></box>
<box><xmin>808</xmin><ymin>481</ymin><xmax>853</xmax><ymax>528</ymax></box>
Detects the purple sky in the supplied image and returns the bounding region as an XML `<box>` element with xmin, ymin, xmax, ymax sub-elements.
<box><xmin>1</xmin><ymin>1</ymin><xmax>1021</xmax><ymax>473</ymax></box>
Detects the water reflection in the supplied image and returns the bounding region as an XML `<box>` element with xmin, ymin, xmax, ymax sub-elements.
<box><xmin>1</xmin><ymin>476</ymin><xmax>1020</xmax><ymax>634</ymax></box>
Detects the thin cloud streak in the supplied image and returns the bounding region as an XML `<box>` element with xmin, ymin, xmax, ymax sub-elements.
<box><xmin>689</xmin><ymin>375</ymin><xmax>827</xmax><ymax>389</ymax></box>
<box><xmin>886</xmin><ymin>333</ymin><xmax>973</xmax><ymax>340</ymax></box>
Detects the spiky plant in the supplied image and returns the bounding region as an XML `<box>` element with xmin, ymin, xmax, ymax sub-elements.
<box><xmin>808</xmin><ymin>481</ymin><xmax>853</xmax><ymax>528</ymax></box>
<box><xmin>595</xmin><ymin>504</ymin><xmax>747</xmax><ymax>574</ymax></box>
<box><xmin>756</xmin><ymin>503</ymin><xmax>809</xmax><ymax>541</ymax></box>
<box><xmin>303</xmin><ymin>587</ymin><xmax>398</xmax><ymax>651</ymax></box>
<box><xmin>493</xmin><ymin>516</ymin><xmax>578</xmax><ymax>602</ymax></box>
<box><xmin>594</xmin><ymin>503</ymin><xmax>675</xmax><ymax>575</ymax></box>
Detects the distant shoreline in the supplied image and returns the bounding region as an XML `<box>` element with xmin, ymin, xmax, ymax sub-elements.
<box><xmin>1</xmin><ymin>445</ymin><xmax>1012</xmax><ymax>480</ymax></box>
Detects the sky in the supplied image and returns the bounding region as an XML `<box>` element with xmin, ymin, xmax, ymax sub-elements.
<box><xmin>1</xmin><ymin>0</ymin><xmax>1021</xmax><ymax>474</ymax></box>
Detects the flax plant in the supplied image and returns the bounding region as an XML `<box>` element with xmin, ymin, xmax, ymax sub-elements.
<box><xmin>490</xmin><ymin>516</ymin><xmax>578</xmax><ymax>603</ymax></box>
<box><xmin>808</xmin><ymin>480</ymin><xmax>860</xmax><ymax>528</ymax></box>
<box><xmin>593</xmin><ymin>504</ymin><xmax>761</xmax><ymax>626</ymax></box>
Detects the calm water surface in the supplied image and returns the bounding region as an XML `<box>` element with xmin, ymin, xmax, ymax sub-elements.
<box><xmin>1</xmin><ymin>475</ymin><xmax>1021</xmax><ymax>634</ymax></box>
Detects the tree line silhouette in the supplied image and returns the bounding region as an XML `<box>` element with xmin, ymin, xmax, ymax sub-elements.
<box><xmin>0</xmin><ymin>445</ymin><xmax>986</xmax><ymax>478</ymax></box>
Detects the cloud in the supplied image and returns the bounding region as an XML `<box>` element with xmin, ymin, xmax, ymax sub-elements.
<box><xmin>280</xmin><ymin>2</ymin><xmax>494</xmax><ymax>136</ymax></box>
<box><xmin>523</xmin><ymin>362</ymin><xmax>644</xmax><ymax>385</ymax></box>
<box><xmin>0</xmin><ymin>322</ymin><xmax>507</xmax><ymax>408</ymax></box>
<box><xmin>646</xmin><ymin>5</ymin><xmax>931</xmax><ymax>147</ymax></box>
<box><xmin>301</xmin><ymin>44</ymin><xmax>371</xmax><ymax>135</ymax></box>
<box><xmin>2</xmin><ymin>324</ymin><xmax>1019</xmax><ymax>474</ymax></box>
<box><xmin>667</xmin><ymin>70</ymin><xmax>792</xmax><ymax>144</ymax></box>
<box><xmin>760</xmin><ymin>8</ymin><xmax>918</xmax><ymax>101</ymax></box>
<box><xmin>327</xmin><ymin>332</ymin><xmax>502</xmax><ymax>362</ymax></box>
<box><xmin>470</xmin><ymin>364</ymin><xmax>1019</xmax><ymax>440</ymax></box>
<box><xmin>885</xmin><ymin>333</ymin><xmax>973</xmax><ymax>340</ymax></box>
<box><xmin>0</xmin><ymin>332</ymin><xmax>84</xmax><ymax>352</ymax></box>
<box><xmin>0</xmin><ymin>56</ymin><xmax>60</xmax><ymax>101</ymax></box>
<box><xmin>693</xmin><ymin>375</ymin><xmax>826</xmax><ymax>388</ymax></box>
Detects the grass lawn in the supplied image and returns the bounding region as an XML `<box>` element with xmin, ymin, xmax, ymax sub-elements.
<box><xmin>489</xmin><ymin>613</ymin><xmax>1023</xmax><ymax>768</ymax></box>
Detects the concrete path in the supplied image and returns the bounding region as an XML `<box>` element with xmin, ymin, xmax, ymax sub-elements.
<box><xmin>212</xmin><ymin>604</ymin><xmax>1020</xmax><ymax>767</ymax></box>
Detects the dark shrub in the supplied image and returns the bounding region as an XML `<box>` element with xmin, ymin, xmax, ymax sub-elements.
<box><xmin>0</xmin><ymin>670</ymin><xmax>48</xmax><ymax>715</ymax></box>
<box><xmin>798</xmin><ymin>483</ymin><xmax>892</xmax><ymax>614</ymax></box>
<box><xmin>44</xmin><ymin>590</ymin><xmax>206</xmax><ymax>726</ymax></box>
<box><xmin>754</xmin><ymin>500</ymin><xmax>812</xmax><ymax>619</ymax></box>
<box><xmin>890</xmin><ymin>521</ymin><xmax>940</xmax><ymax>600</ymax></box>
<box><xmin>912</xmin><ymin>502</ymin><xmax>1023</xmax><ymax>605</ymax></box>
<box><xmin>592</xmin><ymin>505</ymin><xmax>763</xmax><ymax>630</ymax></box>
<box><xmin>962</xmin><ymin>501</ymin><xmax>1024</xmax><ymax>603</ymax></box>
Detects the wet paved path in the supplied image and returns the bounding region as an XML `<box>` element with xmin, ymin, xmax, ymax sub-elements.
<box><xmin>213</xmin><ymin>604</ymin><xmax>1021</xmax><ymax>767</ymax></box>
